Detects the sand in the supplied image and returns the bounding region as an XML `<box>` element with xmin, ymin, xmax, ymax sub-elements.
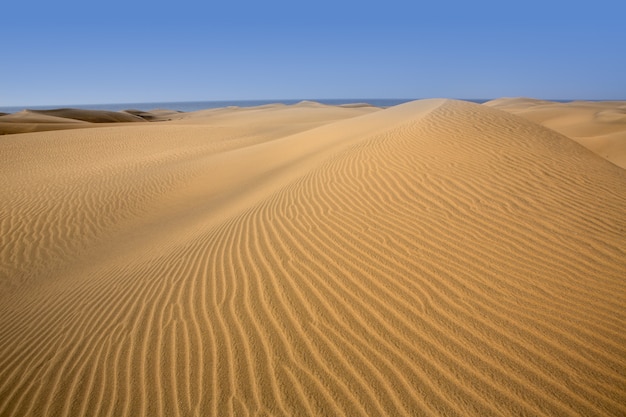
<box><xmin>0</xmin><ymin>108</ymin><xmax>157</xmax><ymax>135</ymax></box>
<box><xmin>1</xmin><ymin>99</ymin><xmax>625</xmax><ymax>416</ymax></box>
<box><xmin>486</xmin><ymin>97</ymin><xmax>626</xmax><ymax>168</ymax></box>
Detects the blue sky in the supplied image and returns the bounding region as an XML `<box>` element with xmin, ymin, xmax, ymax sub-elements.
<box><xmin>2</xmin><ymin>0</ymin><xmax>625</xmax><ymax>106</ymax></box>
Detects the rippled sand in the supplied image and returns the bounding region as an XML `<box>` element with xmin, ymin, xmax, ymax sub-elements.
<box><xmin>1</xmin><ymin>99</ymin><xmax>625</xmax><ymax>416</ymax></box>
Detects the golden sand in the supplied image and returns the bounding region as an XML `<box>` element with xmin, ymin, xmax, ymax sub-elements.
<box><xmin>1</xmin><ymin>100</ymin><xmax>625</xmax><ymax>416</ymax></box>
<box><xmin>486</xmin><ymin>97</ymin><xmax>626</xmax><ymax>168</ymax></box>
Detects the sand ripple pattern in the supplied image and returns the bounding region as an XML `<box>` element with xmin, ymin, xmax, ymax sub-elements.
<box><xmin>1</xmin><ymin>100</ymin><xmax>625</xmax><ymax>416</ymax></box>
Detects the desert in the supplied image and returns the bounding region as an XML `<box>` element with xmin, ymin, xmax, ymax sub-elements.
<box><xmin>1</xmin><ymin>98</ymin><xmax>625</xmax><ymax>416</ymax></box>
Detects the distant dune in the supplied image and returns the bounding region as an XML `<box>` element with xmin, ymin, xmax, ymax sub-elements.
<box><xmin>0</xmin><ymin>108</ymin><xmax>173</xmax><ymax>135</ymax></box>
<box><xmin>486</xmin><ymin>98</ymin><xmax>626</xmax><ymax>168</ymax></box>
<box><xmin>1</xmin><ymin>99</ymin><xmax>625</xmax><ymax>416</ymax></box>
<box><xmin>26</xmin><ymin>108</ymin><xmax>148</xmax><ymax>123</ymax></box>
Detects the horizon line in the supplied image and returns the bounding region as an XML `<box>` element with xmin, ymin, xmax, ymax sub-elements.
<box><xmin>2</xmin><ymin>96</ymin><xmax>624</xmax><ymax>112</ymax></box>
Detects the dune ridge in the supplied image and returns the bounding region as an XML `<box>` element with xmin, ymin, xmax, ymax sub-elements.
<box><xmin>0</xmin><ymin>108</ymin><xmax>167</xmax><ymax>135</ymax></box>
<box><xmin>1</xmin><ymin>99</ymin><xmax>625</xmax><ymax>416</ymax></box>
<box><xmin>485</xmin><ymin>98</ymin><xmax>626</xmax><ymax>168</ymax></box>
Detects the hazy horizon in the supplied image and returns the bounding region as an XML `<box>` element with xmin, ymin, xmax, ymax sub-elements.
<box><xmin>3</xmin><ymin>97</ymin><xmax>624</xmax><ymax>114</ymax></box>
<box><xmin>3</xmin><ymin>98</ymin><xmax>467</xmax><ymax>113</ymax></box>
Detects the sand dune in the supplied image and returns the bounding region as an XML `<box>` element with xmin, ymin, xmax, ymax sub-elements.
<box><xmin>1</xmin><ymin>100</ymin><xmax>625</xmax><ymax>416</ymax></box>
<box><xmin>0</xmin><ymin>110</ymin><xmax>91</xmax><ymax>135</ymax></box>
<box><xmin>0</xmin><ymin>108</ymin><xmax>161</xmax><ymax>135</ymax></box>
<box><xmin>27</xmin><ymin>108</ymin><xmax>148</xmax><ymax>123</ymax></box>
<box><xmin>486</xmin><ymin>98</ymin><xmax>626</xmax><ymax>168</ymax></box>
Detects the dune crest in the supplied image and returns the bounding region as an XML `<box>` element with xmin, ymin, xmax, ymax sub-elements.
<box><xmin>1</xmin><ymin>99</ymin><xmax>625</xmax><ymax>416</ymax></box>
<box><xmin>486</xmin><ymin>98</ymin><xmax>626</xmax><ymax>168</ymax></box>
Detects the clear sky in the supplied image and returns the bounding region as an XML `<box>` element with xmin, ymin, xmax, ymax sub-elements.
<box><xmin>2</xmin><ymin>0</ymin><xmax>625</xmax><ymax>106</ymax></box>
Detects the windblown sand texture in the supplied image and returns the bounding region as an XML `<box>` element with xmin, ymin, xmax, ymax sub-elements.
<box><xmin>486</xmin><ymin>98</ymin><xmax>626</xmax><ymax>168</ymax></box>
<box><xmin>1</xmin><ymin>99</ymin><xmax>625</xmax><ymax>416</ymax></box>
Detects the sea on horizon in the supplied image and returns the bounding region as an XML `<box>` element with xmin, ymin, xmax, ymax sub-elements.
<box><xmin>0</xmin><ymin>98</ymin><xmax>493</xmax><ymax>114</ymax></box>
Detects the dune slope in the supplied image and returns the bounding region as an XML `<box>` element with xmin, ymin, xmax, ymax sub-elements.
<box><xmin>1</xmin><ymin>100</ymin><xmax>625</xmax><ymax>417</ymax></box>
<box><xmin>486</xmin><ymin>98</ymin><xmax>626</xmax><ymax>168</ymax></box>
<box><xmin>0</xmin><ymin>108</ymin><xmax>157</xmax><ymax>135</ymax></box>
